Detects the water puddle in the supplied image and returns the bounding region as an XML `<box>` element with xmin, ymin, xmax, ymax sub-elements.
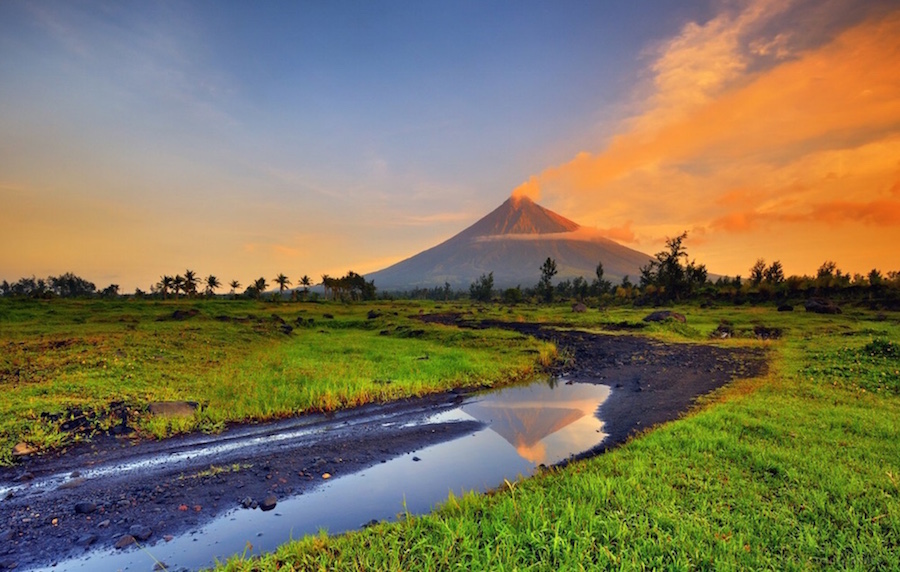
<box><xmin>38</xmin><ymin>379</ymin><xmax>609</xmax><ymax>571</ymax></box>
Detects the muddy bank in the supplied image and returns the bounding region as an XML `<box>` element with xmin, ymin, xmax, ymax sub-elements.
<box><xmin>0</xmin><ymin>321</ymin><xmax>766</xmax><ymax>571</ymax></box>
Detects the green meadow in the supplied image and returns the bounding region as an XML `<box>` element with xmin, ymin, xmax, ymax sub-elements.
<box><xmin>0</xmin><ymin>298</ymin><xmax>555</xmax><ymax>465</ymax></box>
<box><xmin>2</xmin><ymin>298</ymin><xmax>898</xmax><ymax>570</ymax></box>
<box><xmin>210</xmin><ymin>303</ymin><xmax>898</xmax><ymax>571</ymax></box>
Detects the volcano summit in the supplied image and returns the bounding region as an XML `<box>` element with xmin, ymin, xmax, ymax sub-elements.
<box><xmin>367</xmin><ymin>196</ymin><xmax>653</xmax><ymax>291</ymax></box>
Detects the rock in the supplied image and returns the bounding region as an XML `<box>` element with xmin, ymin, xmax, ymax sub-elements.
<box><xmin>412</xmin><ymin>456</ymin><xmax>421</xmax><ymax>462</ymax></box>
<box><xmin>13</xmin><ymin>472</ymin><xmax>34</xmax><ymax>482</ymax></box>
<box><xmin>367</xmin><ymin>310</ymin><xmax>382</xmax><ymax>320</ymax></box>
<box><xmin>361</xmin><ymin>519</ymin><xmax>379</xmax><ymax>528</ymax></box>
<box><xmin>114</xmin><ymin>535</ymin><xmax>135</xmax><ymax>549</ymax></box>
<box><xmin>322</xmin><ymin>313</ymin><xmax>334</xmax><ymax>320</ymax></box>
<box><xmin>74</xmin><ymin>502</ymin><xmax>96</xmax><ymax>515</ymax></box>
<box><xmin>170</xmin><ymin>309</ymin><xmax>199</xmax><ymax>320</ymax></box>
<box><xmin>642</xmin><ymin>310</ymin><xmax>686</xmax><ymax>323</ymax></box>
<box><xmin>322</xmin><ymin>473</ymin><xmax>332</xmax><ymax>480</ymax></box>
<box><xmin>0</xmin><ymin>560</ymin><xmax>18</xmax><ymax>570</ymax></box>
<box><xmin>128</xmin><ymin>525</ymin><xmax>152</xmax><ymax>541</ymax></box>
<box><xmin>11</xmin><ymin>443</ymin><xmax>35</xmax><ymax>457</ymax></box>
<box><xmin>279</xmin><ymin>324</ymin><xmax>293</xmax><ymax>335</ymax></box>
<box><xmin>97</xmin><ymin>519</ymin><xmax>110</xmax><ymax>528</ymax></box>
<box><xmin>148</xmin><ymin>401</ymin><xmax>199</xmax><ymax>418</ymax></box>
<box><xmin>154</xmin><ymin>562</ymin><xmax>169</xmax><ymax>571</ymax></box>
<box><xmin>270</xmin><ymin>314</ymin><xmax>286</xmax><ymax>324</ymax></box>
<box><xmin>753</xmin><ymin>325</ymin><xmax>782</xmax><ymax>340</ymax></box>
<box><xmin>777</xmin><ymin>304</ymin><xmax>793</xmax><ymax>312</ymax></box>
<box><xmin>804</xmin><ymin>298</ymin><xmax>842</xmax><ymax>314</ymax></box>
<box><xmin>259</xmin><ymin>495</ymin><xmax>277</xmax><ymax>512</ymax></box>
<box><xmin>571</xmin><ymin>302</ymin><xmax>587</xmax><ymax>313</ymax></box>
<box><xmin>74</xmin><ymin>534</ymin><xmax>97</xmax><ymax>547</ymax></box>
<box><xmin>711</xmin><ymin>323</ymin><xmax>734</xmax><ymax>339</ymax></box>
<box><xmin>241</xmin><ymin>497</ymin><xmax>254</xmax><ymax>509</ymax></box>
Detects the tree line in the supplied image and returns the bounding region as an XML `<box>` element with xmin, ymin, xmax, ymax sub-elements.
<box><xmin>0</xmin><ymin>269</ymin><xmax>376</xmax><ymax>302</ymax></box>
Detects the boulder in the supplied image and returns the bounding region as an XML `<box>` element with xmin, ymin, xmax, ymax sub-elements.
<box><xmin>115</xmin><ymin>535</ymin><xmax>135</xmax><ymax>549</ymax></box>
<box><xmin>128</xmin><ymin>525</ymin><xmax>152</xmax><ymax>541</ymax></box>
<box><xmin>571</xmin><ymin>302</ymin><xmax>587</xmax><ymax>313</ymax></box>
<box><xmin>74</xmin><ymin>502</ymin><xmax>96</xmax><ymax>515</ymax></box>
<box><xmin>777</xmin><ymin>304</ymin><xmax>794</xmax><ymax>312</ymax></box>
<box><xmin>642</xmin><ymin>310</ymin><xmax>686</xmax><ymax>323</ymax></box>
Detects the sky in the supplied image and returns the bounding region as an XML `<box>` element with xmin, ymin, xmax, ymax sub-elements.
<box><xmin>2</xmin><ymin>0</ymin><xmax>899</xmax><ymax>292</ymax></box>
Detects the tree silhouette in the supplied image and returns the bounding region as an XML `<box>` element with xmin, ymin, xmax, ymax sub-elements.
<box><xmin>173</xmin><ymin>275</ymin><xmax>185</xmax><ymax>299</ymax></box>
<box><xmin>749</xmin><ymin>258</ymin><xmax>766</xmax><ymax>286</ymax></box>
<box><xmin>537</xmin><ymin>257</ymin><xmax>558</xmax><ymax>303</ymax></box>
<box><xmin>183</xmin><ymin>270</ymin><xmax>199</xmax><ymax>298</ymax></box>
<box><xmin>469</xmin><ymin>272</ymin><xmax>494</xmax><ymax>302</ymax></box>
<box><xmin>274</xmin><ymin>273</ymin><xmax>291</xmax><ymax>298</ymax></box>
<box><xmin>157</xmin><ymin>275</ymin><xmax>174</xmax><ymax>299</ymax></box>
<box><xmin>253</xmin><ymin>277</ymin><xmax>268</xmax><ymax>300</ymax></box>
<box><xmin>299</xmin><ymin>275</ymin><xmax>311</xmax><ymax>300</ymax></box>
<box><xmin>228</xmin><ymin>279</ymin><xmax>241</xmax><ymax>298</ymax></box>
<box><xmin>204</xmin><ymin>275</ymin><xmax>221</xmax><ymax>297</ymax></box>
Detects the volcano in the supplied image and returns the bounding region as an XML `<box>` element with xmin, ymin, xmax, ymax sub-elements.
<box><xmin>367</xmin><ymin>195</ymin><xmax>653</xmax><ymax>291</ymax></box>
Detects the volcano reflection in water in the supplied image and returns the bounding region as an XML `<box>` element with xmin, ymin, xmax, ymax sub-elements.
<box><xmin>462</xmin><ymin>380</ymin><xmax>610</xmax><ymax>464</ymax></box>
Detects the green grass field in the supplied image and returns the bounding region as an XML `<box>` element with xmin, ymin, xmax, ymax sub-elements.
<box><xmin>2</xmin><ymin>298</ymin><xmax>898</xmax><ymax>570</ymax></box>
<box><xmin>0</xmin><ymin>298</ymin><xmax>555</xmax><ymax>465</ymax></box>
<box><xmin>204</xmin><ymin>302</ymin><xmax>898</xmax><ymax>571</ymax></box>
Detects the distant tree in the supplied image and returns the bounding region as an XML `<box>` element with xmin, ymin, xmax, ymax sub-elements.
<box><xmin>253</xmin><ymin>277</ymin><xmax>268</xmax><ymax>300</ymax></box>
<box><xmin>50</xmin><ymin>272</ymin><xmax>96</xmax><ymax>297</ymax></box>
<box><xmin>639</xmin><ymin>231</ymin><xmax>706</xmax><ymax>301</ymax></box>
<box><xmin>157</xmin><ymin>275</ymin><xmax>175</xmax><ymax>299</ymax></box>
<box><xmin>749</xmin><ymin>258</ymin><xmax>766</xmax><ymax>286</ymax></box>
<box><xmin>764</xmin><ymin>261</ymin><xmax>785</xmax><ymax>284</ymax></box>
<box><xmin>868</xmin><ymin>268</ymin><xmax>883</xmax><ymax>287</ymax></box>
<box><xmin>0</xmin><ymin>280</ymin><xmax>9</xmax><ymax>297</ymax></box>
<box><xmin>173</xmin><ymin>275</ymin><xmax>185</xmax><ymax>299</ymax></box>
<box><xmin>299</xmin><ymin>275</ymin><xmax>311</xmax><ymax>299</ymax></box>
<box><xmin>321</xmin><ymin>274</ymin><xmax>333</xmax><ymax>300</ymax></box>
<box><xmin>537</xmin><ymin>257</ymin><xmax>558</xmax><ymax>303</ymax></box>
<box><xmin>100</xmin><ymin>284</ymin><xmax>120</xmax><ymax>298</ymax></box>
<box><xmin>592</xmin><ymin>261</ymin><xmax>612</xmax><ymax>295</ymax></box>
<box><xmin>501</xmin><ymin>286</ymin><xmax>523</xmax><ymax>305</ymax></box>
<box><xmin>274</xmin><ymin>273</ymin><xmax>291</xmax><ymax>298</ymax></box>
<box><xmin>204</xmin><ymin>275</ymin><xmax>221</xmax><ymax>297</ymax></box>
<box><xmin>469</xmin><ymin>272</ymin><xmax>494</xmax><ymax>302</ymax></box>
<box><xmin>228</xmin><ymin>279</ymin><xmax>241</xmax><ymax>298</ymax></box>
<box><xmin>183</xmin><ymin>270</ymin><xmax>199</xmax><ymax>298</ymax></box>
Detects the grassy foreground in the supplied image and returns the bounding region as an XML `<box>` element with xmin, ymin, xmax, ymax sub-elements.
<box><xmin>211</xmin><ymin>304</ymin><xmax>900</xmax><ymax>571</ymax></box>
<box><xmin>0</xmin><ymin>298</ymin><xmax>555</xmax><ymax>465</ymax></box>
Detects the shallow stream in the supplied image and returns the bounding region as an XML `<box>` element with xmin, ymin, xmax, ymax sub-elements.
<box><xmin>39</xmin><ymin>379</ymin><xmax>610</xmax><ymax>571</ymax></box>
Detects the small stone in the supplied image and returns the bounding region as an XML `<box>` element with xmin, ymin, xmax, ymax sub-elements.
<box><xmin>241</xmin><ymin>497</ymin><xmax>253</xmax><ymax>509</ymax></box>
<box><xmin>13</xmin><ymin>472</ymin><xmax>34</xmax><ymax>482</ymax></box>
<box><xmin>153</xmin><ymin>563</ymin><xmax>168</xmax><ymax>571</ymax></box>
<box><xmin>412</xmin><ymin>456</ymin><xmax>421</xmax><ymax>462</ymax></box>
<box><xmin>129</xmin><ymin>525</ymin><xmax>152</xmax><ymax>541</ymax></box>
<box><xmin>114</xmin><ymin>535</ymin><xmax>135</xmax><ymax>549</ymax></box>
<box><xmin>12</xmin><ymin>442</ymin><xmax>35</xmax><ymax>457</ymax></box>
<box><xmin>322</xmin><ymin>473</ymin><xmax>331</xmax><ymax>480</ymax></box>
<box><xmin>163</xmin><ymin>535</ymin><xmax>174</xmax><ymax>542</ymax></box>
<box><xmin>97</xmin><ymin>519</ymin><xmax>110</xmax><ymax>528</ymax></box>
<box><xmin>259</xmin><ymin>495</ymin><xmax>277</xmax><ymax>512</ymax></box>
<box><xmin>75</xmin><ymin>534</ymin><xmax>97</xmax><ymax>547</ymax></box>
<box><xmin>74</xmin><ymin>502</ymin><xmax>96</xmax><ymax>515</ymax></box>
<box><xmin>51</xmin><ymin>518</ymin><xmax>59</xmax><ymax>526</ymax></box>
<box><xmin>70</xmin><ymin>470</ymin><xmax>81</xmax><ymax>478</ymax></box>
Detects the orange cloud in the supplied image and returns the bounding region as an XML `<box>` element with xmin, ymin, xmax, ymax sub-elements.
<box><xmin>515</xmin><ymin>3</ymin><xmax>900</xmax><ymax>275</ymax></box>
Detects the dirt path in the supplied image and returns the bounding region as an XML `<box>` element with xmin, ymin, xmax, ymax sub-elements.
<box><xmin>0</xmin><ymin>322</ymin><xmax>766</xmax><ymax>571</ymax></box>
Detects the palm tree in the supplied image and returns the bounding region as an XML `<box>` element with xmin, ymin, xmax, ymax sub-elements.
<box><xmin>204</xmin><ymin>275</ymin><xmax>221</xmax><ymax>297</ymax></box>
<box><xmin>321</xmin><ymin>274</ymin><xmax>332</xmax><ymax>300</ymax></box>
<box><xmin>183</xmin><ymin>269</ymin><xmax>199</xmax><ymax>298</ymax></box>
<box><xmin>157</xmin><ymin>275</ymin><xmax>174</xmax><ymax>299</ymax></box>
<box><xmin>274</xmin><ymin>273</ymin><xmax>291</xmax><ymax>299</ymax></box>
<box><xmin>253</xmin><ymin>277</ymin><xmax>268</xmax><ymax>300</ymax></box>
<box><xmin>173</xmin><ymin>275</ymin><xmax>185</xmax><ymax>299</ymax></box>
<box><xmin>228</xmin><ymin>279</ymin><xmax>241</xmax><ymax>298</ymax></box>
<box><xmin>299</xmin><ymin>275</ymin><xmax>311</xmax><ymax>300</ymax></box>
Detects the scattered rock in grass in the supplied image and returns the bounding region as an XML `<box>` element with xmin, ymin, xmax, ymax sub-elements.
<box><xmin>711</xmin><ymin>323</ymin><xmax>734</xmax><ymax>339</ymax></box>
<box><xmin>753</xmin><ymin>325</ymin><xmax>782</xmax><ymax>340</ymax></box>
<box><xmin>777</xmin><ymin>304</ymin><xmax>794</xmax><ymax>312</ymax></box>
<box><xmin>279</xmin><ymin>324</ymin><xmax>293</xmax><ymax>335</ymax></box>
<box><xmin>168</xmin><ymin>309</ymin><xmax>200</xmax><ymax>321</ymax></box>
<box><xmin>12</xmin><ymin>443</ymin><xmax>36</xmax><ymax>457</ymax></box>
<box><xmin>367</xmin><ymin>310</ymin><xmax>382</xmax><ymax>320</ymax></box>
<box><xmin>73</xmin><ymin>502</ymin><xmax>96</xmax><ymax>515</ymax></box>
<box><xmin>259</xmin><ymin>495</ymin><xmax>277</xmax><ymax>512</ymax></box>
<box><xmin>322</xmin><ymin>313</ymin><xmax>334</xmax><ymax>319</ymax></box>
<box><xmin>804</xmin><ymin>298</ymin><xmax>842</xmax><ymax>314</ymax></box>
<box><xmin>642</xmin><ymin>310</ymin><xmax>686</xmax><ymax>323</ymax></box>
<box><xmin>114</xmin><ymin>535</ymin><xmax>135</xmax><ymax>549</ymax></box>
<box><xmin>270</xmin><ymin>314</ymin><xmax>285</xmax><ymax>324</ymax></box>
<box><xmin>572</xmin><ymin>302</ymin><xmax>587</xmax><ymax>313</ymax></box>
<box><xmin>362</xmin><ymin>519</ymin><xmax>379</xmax><ymax>528</ymax></box>
<box><xmin>128</xmin><ymin>524</ymin><xmax>152</xmax><ymax>541</ymax></box>
<box><xmin>74</xmin><ymin>534</ymin><xmax>97</xmax><ymax>547</ymax></box>
<box><xmin>148</xmin><ymin>401</ymin><xmax>199</xmax><ymax>418</ymax></box>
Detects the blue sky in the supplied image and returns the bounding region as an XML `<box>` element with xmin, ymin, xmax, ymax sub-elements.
<box><xmin>3</xmin><ymin>0</ymin><xmax>899</xmax><ymax>291</ymax></box>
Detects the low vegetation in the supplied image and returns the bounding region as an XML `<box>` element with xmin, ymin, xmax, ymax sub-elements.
<box><xmin>209</xmin><ymin>303</ymin><xmax>899</xmax><ymax>571</ymax></box>
<box><xmin>0</xmin><ymin>298</ymin><xmax>554</xmax><ymax>465</ymax></box>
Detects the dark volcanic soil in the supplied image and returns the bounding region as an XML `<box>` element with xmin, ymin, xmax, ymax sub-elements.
<box><xmin>0</xmin><ymin>320</ymin><xmax>766</xmax><ymax>571</ymax></box>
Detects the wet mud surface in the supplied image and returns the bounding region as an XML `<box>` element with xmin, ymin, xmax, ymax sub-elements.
<box><xmin>0</xmin><ymin>320</ymin><xmax>766</xmax><ymax>571</ymax></box>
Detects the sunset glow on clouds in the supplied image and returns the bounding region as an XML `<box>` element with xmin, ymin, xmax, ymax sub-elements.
<box><xmin>515</xmin><ymin>1</ymin><xmax>900</xmax><ymax>276</ymax></box>
<box><xmin>2</xmin><ymin>0</ymin><xmax>899</xmax><ymax>290</ymax></box>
